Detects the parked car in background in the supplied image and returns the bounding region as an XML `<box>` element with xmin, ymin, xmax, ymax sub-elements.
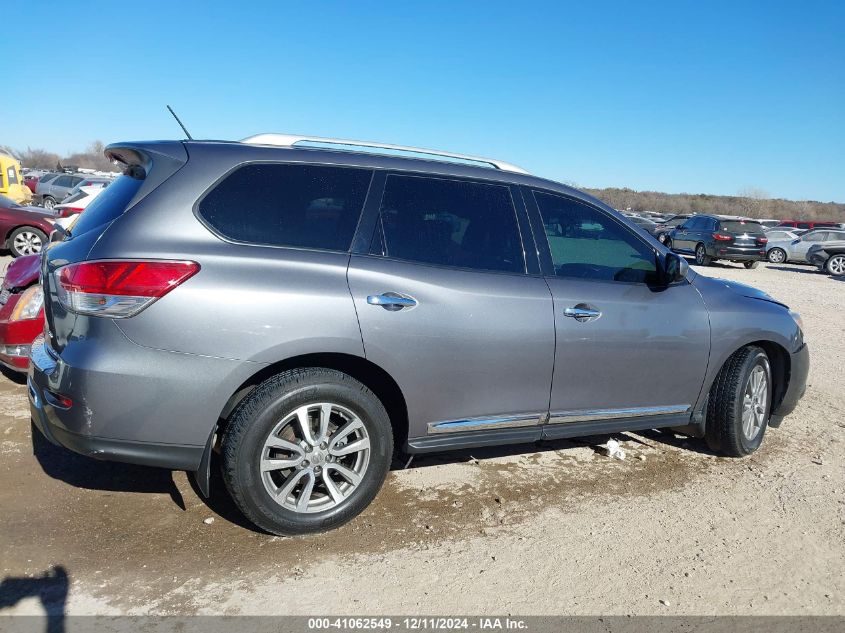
<box><xmin>777</xmin><ymin>220</ymin><xmax>841</xmax><ymax>231</ymax></box>
<box><xmin>807</xmin><ymin>241</ymin><xmax>845</xmax><ymax>277</ymax></box>
<box><xmin>54</xmin><ymin>185</ymin><xmax>105</xmax><ymax>217</ymax></box>
<box><xmin>0</xmin><ymin>193</ymin><xmax>58</xmax><ymax>257</ymax></box>
<box><xmin>0</xmin><ymin>254</ymin><xmax>43</xmax><ymax>371</ymax></box>
<box><xmin>34</xmin><ymin>173</ymin><xmax>85</xmax><ymax>209</ymax></box>
<box><xmin>29</xmin><ymin>134</ymin><xmax>808</xmax><ymax>536</ymax></box>
<box><xmin>23</xmin><ymin>174</ymin><xmax>41</xmax><ymax>193</ymax></box>
<box><xmin>763</xmin><ymin>230</ymin><xmax>801</xmax><ymax>263</ymax></box>
<box><xmin>627</xmin><ymin>215</ymin><xmax>660</xmax><ymax>236</ymax></box>
<box><xmin>758</xmin><ymin>219</ymin><xmax>781</xmax><ymax>229</ymax></box>
<box><xmin>652</xmin><ymin>214</ymin><xmax>692</xmax><ymax>244</ymax></box>
<box><xmin>666</xmin><ymin>215</ymin><xmax>767</xmax><ymax>268</ymax></box>
<box><xmin>766</xmin><ymin>228</ymin><xmax>845</xmax><ymax>264</ymax></box>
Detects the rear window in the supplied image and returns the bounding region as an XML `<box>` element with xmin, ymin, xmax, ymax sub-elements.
<box><xmin>70</xmin><ymin>174</ymin><xmax>143</xmax><ymax>237</ymax></box>
<box><xmin>720</xmin><ymin>221</ymin><xmax>765</xmax><ymax>234</ymax></box>
<box><xmin>197</xmin><ymin>163</ymin><xmax>373</xmax><ymax>251</ymax></box>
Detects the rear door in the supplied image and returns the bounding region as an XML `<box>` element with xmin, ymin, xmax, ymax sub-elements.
<box><xmin>526</xmin><ymin>189</ymin><xmax>710</xmax><ymax>434</ymax></box>
<box><xmin>792</xmin><ymin>231</ymin><xmax>828</xmax><ymax>260</ymax></box>
<box><xmin>348</xmin><ymin>173</ymin><xmax>555</xmax><ymax>445</ymax></box>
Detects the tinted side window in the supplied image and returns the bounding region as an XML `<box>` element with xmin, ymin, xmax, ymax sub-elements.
<box><xmin>534</xmin><ymin>191</ymin><xmax>658</xmax><ymax>284</ymax></box>
<box><xmin>684</xmin><ymin>217</ymin><xmax>701</xmax><ymax>230</ymax></box>
<box><xmin>198</xmin><ymin>164</ymin><xmax>372</xmax><ymax>251</ymax></box>
<box><xmin>803</xmin><ymin>232</ymin><xmax>826</xmax><ymax>242</ymax></box>
<box><xmin>53</xmin><ymin>175</ymin><xmax>72</xmax><ymax>187</ymax></box>
<box><xmin>377</xmin><ymin>175</ymin><xmax>524</xmax><ymax>274</ymax></box>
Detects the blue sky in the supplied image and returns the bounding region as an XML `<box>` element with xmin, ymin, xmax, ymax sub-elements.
<box><xmin>3</xmin><ymin>1</ymin><xmax>843</xmax><ymax>201</ymax></box>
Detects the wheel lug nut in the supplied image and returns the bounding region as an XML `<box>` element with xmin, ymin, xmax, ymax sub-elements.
<box><xmin>315</xmin><ymin>466</ymin><xmax>322</xmax><ymax>473</ymax></box>
<box><xmin>320</xmin><ymin>442</ymin><xmax>328</xmax><ymax>450</ymax></box>
<box><xmin>302</xmin><ymin>460</ymin><xmax>310</xmax><ymax>467</ymax></box>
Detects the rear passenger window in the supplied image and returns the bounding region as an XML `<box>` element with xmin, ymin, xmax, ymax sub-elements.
<box><xmin>198</xmin><ymin>164</ymin><xmax>373</xmax><ymax>251</ymax></box>
<box><xmin>534</xmin><ymin>191</ymin><xmax>659</xmax><ymax>284</ymax></box>
<box><xmin>376</xmin><ymin>174</ymin><xmax>525</xmax><ymax>274</ymax></box>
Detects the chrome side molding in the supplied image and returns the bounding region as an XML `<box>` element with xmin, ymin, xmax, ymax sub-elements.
<box><xmin>428</xmin><ymin>413</ymin><xmax>543</xmax><ymax>435</ymax></box>
<box><xmin>548</xmin><ymin>404</ymin><xmax>690</xmax><ymax>425</ymax></box>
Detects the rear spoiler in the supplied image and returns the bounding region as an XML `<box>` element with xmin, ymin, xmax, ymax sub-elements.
<box><xmin>104</xmin><ymin>141</ymin><xmax>188</xmax><ymax>189</ymax></box>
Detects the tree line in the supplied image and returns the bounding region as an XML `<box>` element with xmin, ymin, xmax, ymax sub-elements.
<box><xmin>586</xmin><ymin>186</ymin><xmax>845</xmax><ymax>222</ymax></box>
<box><xmin>1</xmin><ymin>142</ymin><xmax>118</xmax><ymax>173</ymax></box>
<box><xmin>3</xmin><ymin>142</ymin><xmax>842</xmax><ymax>222</ymax></box>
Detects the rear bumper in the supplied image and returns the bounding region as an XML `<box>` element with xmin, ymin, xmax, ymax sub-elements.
<box><xmin>807</xmin><ymin>252</ymin><xmax>827</xmax><ymax>268</ymax></box>
<box><xmin>769</xmin><ymin>343</ymin><xmax>809</xmax><ymax>426</ymax></box>
<box><xmin>711</xmin><ymin>245</ymin><xmax>766</xmax><ymax>260</ymax></box>
<box><xmin>27</xmin><ymin>327</ymin><xmax>258</xmax><ymax>471</ymax></box>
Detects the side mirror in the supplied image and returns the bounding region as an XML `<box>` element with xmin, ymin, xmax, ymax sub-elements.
<box><xmin>663</xmin><ymin>252</ymin><xmax>688</xmax><ymax>284</ymax></box>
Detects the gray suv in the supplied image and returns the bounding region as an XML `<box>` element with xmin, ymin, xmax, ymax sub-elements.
<box><xmin>28</xmin><ymin>135</ymin><xmax>810</xmax><ymax>535</ymax></box>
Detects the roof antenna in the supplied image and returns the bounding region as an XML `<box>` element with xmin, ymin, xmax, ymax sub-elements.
<box><xmin>166</xmin><ymin>105</ymin><xmax>193</xmax><ymax>140</ymax></box>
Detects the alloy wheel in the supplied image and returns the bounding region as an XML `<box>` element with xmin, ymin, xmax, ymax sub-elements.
<box><xmin>260</xmin><ymin>402</ymin><xmax>371</xmax><ymax>513</ymax></box>
<box><xmin>768</xmin><ymin>248</ymin><xmax>786</xmax><ymax>263</ymax></box>
<box><xmin>695</xmin><ymin>245</ymin><xmax>706</xmax><ymax>265</ymax></box>
<box><xmin>828</xmin><ymin>255</ymin><xmax>845</xmax><ymax>276</ymax></box>
<box><xmin>43</xmin><ymin>198</ymin><xmax>55</xmax><ymax>210</ymax></box>
<box><xmin>742</xmin><ymin>365</ymin><xmax>768</xmax><ymax>441</ymax></box>
<box><xmin>13</xmin><ymin>231</ymin><xmax>43</xmax><ymax>256</ymax></box>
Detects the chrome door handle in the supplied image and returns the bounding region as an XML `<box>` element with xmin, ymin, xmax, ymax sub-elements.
<box><xmin>564</xmin><ymin>306</ymin><xmax>602</xmax><ymax>322</ymax></box>
<box><xmin>367</xmin><ymin>293</ymin><xmax>417</xmax><ymax>310</ymax></box>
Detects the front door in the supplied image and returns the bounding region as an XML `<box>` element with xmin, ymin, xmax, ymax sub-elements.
<box><xmin>348</xmin><ymin>173</ymin><xmax>555</xmax><ymax>445</ymax></box>
<box><xmin>527</xmin><ymin>189</ymin><xmax>711</xmax><ymax>433</ymax></box>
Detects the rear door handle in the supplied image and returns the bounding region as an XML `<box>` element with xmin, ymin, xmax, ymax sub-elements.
<box><xmin>564</xmin><ymin>306</ymin><xmax>602</xmax><ymax>322</ymax></box>
<box><xmin>367</xmin><ymin>293</ymin><xmax>417</xmax><ymax>310</ymax></box>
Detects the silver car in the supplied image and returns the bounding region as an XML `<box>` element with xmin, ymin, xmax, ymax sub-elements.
<box><xmin>29</xmin><ymin>134</ymin><xmax>810</xmax><ymax>535</ymax></box>
<box><xmin>766</xmin><ymin>228</ymin><xmax>845</xmax><ymax>264</ymax></box>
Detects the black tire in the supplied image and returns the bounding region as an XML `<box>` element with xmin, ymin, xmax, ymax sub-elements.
<box><xmin>221</xmin><ymin>368</ymin><xmax>393</xmax><ymax>535</ymax></box>
<box><xmin>663</xmin><ymin>237</ymin><xmax>672</xmax><ymax>250</ymax></box>
<box><xmin>42</xmin><ymin>196</ymin><xmax>55</xmax><ymax>210</ymax></box>
<box><xmin>743</xmin><ymin>261</ymin><xmax>760</xmax><ymax>269</ymax></box>
<box><xmin>7</xmin><ymin>226</ymin><xmax>48</xmax><ymax>257</ymax></box>
<box><xmin>705</xmin><ymin>346</ymin><xmax>771</xmax><ymax>457</ymax></box>
<box><xmin>694</xmin><ymin>243</ymin><xmax>712</xmax><ymax>266</ymax></box>
<box><xmin>767</xmin><ymin>248</ymin><xmax>786</xmax><ymax>264</ymax></box>
<box><xmin>826</xmin><ymin>254</ymin><xmax>845</xmax><ymax>277</ymax></box>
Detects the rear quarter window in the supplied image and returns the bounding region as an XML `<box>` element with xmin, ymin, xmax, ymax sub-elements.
<box><xmin>197</xmin><ymin>163</ymin><xmax>373</xmax><ymax>251</ymax></box>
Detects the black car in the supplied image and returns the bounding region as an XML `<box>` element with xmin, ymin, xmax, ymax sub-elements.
<box><xmin>807</xmin><ymin>241</ymin><xmax>845</xmax><ymax>276</ymax></box>
<box><xmin>666</xmin><ymin>215</ymin><xmax>767</xmax><ymax>268</ymax></box>
<box><xmin>652</xmin><ymin>214</ymin><xmax>693</xmax><ymax>243</ymax></box>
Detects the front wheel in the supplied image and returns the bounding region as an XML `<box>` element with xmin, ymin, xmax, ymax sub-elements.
<box><xmin>743</xmin><ymin>261</ymin><xmax>760</xmax><ymax>269</ymax></box>
<box><xmin>8</xmin><ymin>227</ymin><xmax>47</xmax><ymax>257</ymax></box>
<box><xmin>221</xmin><ymin>368</ymin><xmax>393</xmax><ymax>535</ymax></box>
<box><xmin>705</xmin><ymin>346</ymin><xmax>771</xmax><ymax>457</ymax></box>
<box><xmin>826</xmin><ymin>254</ymin><xmax>845</xmax><ymax>276</ymax></box>
<box><xmin>695</xmin><ymin>243</ymin><xmax>712</xmax><ymax>266</ymax></box>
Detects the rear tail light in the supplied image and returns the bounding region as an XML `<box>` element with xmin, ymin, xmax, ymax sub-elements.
<box><xmin>58</xmin><ymin>207</ymin><xmax>84</xmax><ymax>217</ymax></box>
<box><xmin>713</xmin><ymin>233</ymin><xmax>733</xmax><ymax>241</ymax></box>
<box><xmin>55</xmin><ymin>260</ymin><xmax>200</xmax><ymax>318</ymax></box>
<box><xmin>757</xmin><ymin>237</ymin><xmax>768</xmax><ymax>244</ymax></box>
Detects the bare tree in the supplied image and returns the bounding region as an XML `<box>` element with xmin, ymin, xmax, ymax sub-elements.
<box><xmin>17</xmin><ymin>147</ymin><xmax>61</xmax><ymax>170</ymax></box>
<box><xmin>736</xmin><ymin>187</ymin><xmax>770</xmax><ymax>218</ymax></box>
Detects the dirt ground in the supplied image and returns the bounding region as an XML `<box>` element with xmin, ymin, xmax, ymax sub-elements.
<box><xmin>1</xmin><ymin>258</ymin><xmax>843</xmax><ymax>616</ymax></box>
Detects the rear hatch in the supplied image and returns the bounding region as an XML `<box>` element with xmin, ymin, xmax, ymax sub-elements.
<box><xmin>718</xmin><ymin>220</ymin><xmax>767</xmax><ymax>248</ymax></box>
<box><xmin>41</xmin><ymin>142</ymin><xmax>188</xmax><ymax>353</ymax></box>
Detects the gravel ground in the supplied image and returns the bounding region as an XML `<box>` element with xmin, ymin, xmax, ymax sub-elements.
<box><xmin>0</xmin><ymin>258</ymin><xmax>843</xmax><ymax>616</ymax></box>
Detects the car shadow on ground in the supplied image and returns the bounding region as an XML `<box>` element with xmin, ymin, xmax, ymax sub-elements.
<box><xmin>400</xmin><ymin>428</ymin><xmax>716</xmax><ymax>471</ymax></box>
<box><xmin>766</xmin><ymin>265</ymin><xmax>822</xmax><ymax>275</ymax></box>
<box><xmin>30</xmin><ymin>425</ymin><xmax>187</xmax><ymax>510</ymax></box>
<box><xmin>0</xmin><ymin>365</ymin><xmax>27</xmax><ymax>385</ymax></box>
<box><xmin>0</xmin><ymin>565</ymin><xmax>68</xmax><ymax>631</ymax></box>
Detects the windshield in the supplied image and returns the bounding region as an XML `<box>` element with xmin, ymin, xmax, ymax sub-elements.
<box><xmin>721</xmin><ymin>221</ymin><xmax>765</xmax><ymax>234</ymax></box>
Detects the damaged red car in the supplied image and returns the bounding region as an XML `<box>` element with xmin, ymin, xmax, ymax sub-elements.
<box><xmin>0</xmin><ymin>254</ymin><xmax>43</xmax><ymax>371</ymax></box>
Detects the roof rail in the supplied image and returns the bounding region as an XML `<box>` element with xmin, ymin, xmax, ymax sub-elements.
<box><xmin>240</xmin><ymin>133</ymin><xmax>529</xmax><ymax>174</ymax></box>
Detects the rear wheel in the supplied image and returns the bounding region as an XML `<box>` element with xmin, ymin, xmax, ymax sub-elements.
<box><xmin>705</xmin><ymin>346</ymin><xmax>771</xmax><ymax>457</ymax></box>
<box><xmin>743</xmin><ymin>261</ymin><xmax>760</xmax><ymax>269</ymax></box>
<box><xmin>695</xmin><ymin>243</ymin><xmax>712</xmax><ymax>266</ymax></box>
<box><xmin>42</xmin><ymin>196</ymin><xmax>55</xmax><ymax>210</ymax></box>
<box><xmin>826</xmin><ymin>254</ymin><xmax>845</xmax><ymax>276</ymax></box>
<box><xmin>767</xmin><ymin>248</ymin><xmax>786</xmax><ymax>263</ymax></box>
<box><xmin>8</xmin><ymin>227</ymin><xmax>47</xmax><ymax>257</ymax></box>
<box><xmin>221</xmin><ymin>368</ymin><xmax>393</xmax><ymax>535</ymax></box>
